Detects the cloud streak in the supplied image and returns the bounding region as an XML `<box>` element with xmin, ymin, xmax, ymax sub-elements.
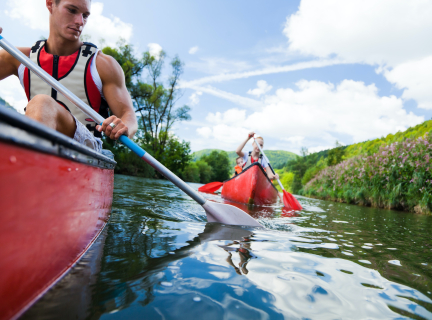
<box><xmin>180</xmin><ymin>58</ymin><xmax>346</xmax><ymax>87</ymax></box>
<box><xmin>185</xmin><ymin>85</ymin><xmax>263</xmax><ymax>109</ymax></box>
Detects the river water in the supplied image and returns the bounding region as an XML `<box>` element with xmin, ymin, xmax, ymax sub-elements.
<box><xmin>24</xmin><ymin>174</ymin><xmax>432</xmax><ymax>319</ymax></box>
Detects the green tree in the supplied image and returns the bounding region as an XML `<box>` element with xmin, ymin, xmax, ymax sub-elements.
<box><xmin>201</xmin><ymin>150</ymin><xmax>231</xmax><ymax>182</ymax></box>
<box><xmin>101</xmin><ymin>41</ymin><xmax>192</xmax><ymax>177</ymax></box>
<box><xmin>196</xmin><ymin>160</ymin><xmax>213</xmax><ymax>183</ymax></box>
<box><xmin>103</xmin><ymin>41</ymin><xmax>191</xmax><ymax>167</ymax></box>
<box><xmin>158</xmin><ymin>135</ymin><xmax>192</xmax><ymax>176</ymax></box>
<box><xmin>327</xmin><ymin>141</ymin><xmax>346</xmax><ymax>166</ymax></box>
<box><xmin>181</xmin><ymin>162</ymin><xmax>200</xmax><ymax>183</ymax></box>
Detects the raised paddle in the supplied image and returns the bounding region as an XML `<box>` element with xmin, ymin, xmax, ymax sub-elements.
<box><xmin>0</xmin><ymin>35</ymin><xmax>263</xmax><ymax>228</ymax></box>
<box><xmin>198</xmin><ymin>182</ymin><xmax>223</xmax><ymax>193</ymax></box>
<box><xmin>253</xmin><ymin>137</ymin><xmax>303</xmax><ymax>211</ymax></box>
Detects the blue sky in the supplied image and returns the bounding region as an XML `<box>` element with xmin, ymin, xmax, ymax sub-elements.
<box><xmin>2</xmin><ymin>0</ymin><xmax>432</xmax><ymax>153</ymax></box>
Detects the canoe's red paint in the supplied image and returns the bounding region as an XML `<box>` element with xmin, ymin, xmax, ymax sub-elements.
<box><xmin>221</xmin><ymin>163</ymin><xmax>278</xmax><ymax>206</ymax></box>
<box><xmin>0</xmin><ymin>142</ymin><xmax>114</xmax><ymax>320</ymax></box>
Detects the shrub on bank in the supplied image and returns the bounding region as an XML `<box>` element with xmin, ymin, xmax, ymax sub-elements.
<box><xmin>274</xmin><ymin>169</ymin><xmax>294</xmax><ymax>193</ymax></box>
<box><xmin>303</xmin><ymin>133</ymin><xmax>432</xmax><ymax>214</ymax></box>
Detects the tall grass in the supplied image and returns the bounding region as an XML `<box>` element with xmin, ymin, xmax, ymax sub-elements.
<box><xmin>303</xmin><ymin>133</ymin><xmax>432</xmax><ymax>214</ymax></box>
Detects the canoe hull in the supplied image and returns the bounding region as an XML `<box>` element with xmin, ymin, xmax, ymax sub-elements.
<box><xmin>0</xmin><ymin>108</ymin><xmax>115</xmax><ymax>320</ymax></box>
<box><xmin>221</xmin><ymin>162</ymin><xmax>278</xmax><ymax>206</ymax></box>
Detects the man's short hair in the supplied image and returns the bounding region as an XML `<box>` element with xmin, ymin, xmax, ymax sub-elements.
<box><xmin>54</xmin><ymin>0</ymin><xmax>91</xmax><ymax>5</ymax></box>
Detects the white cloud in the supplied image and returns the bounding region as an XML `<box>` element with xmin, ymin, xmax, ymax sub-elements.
<box><xmin>5</xmin><ymin>1</ymin><xmax>132</xmax><ymax>47</ymax></box>
<box><xmin>189</xmin><ymin>91</ymin><xmax>202</xmax><ymax>106</ymax></box>
<box><xmin>5</xmin><ymin>0</ymin><xmax>48</xmax><ymax>31</ymax></box>
<box><xmin>195</xmin><ymin>124</ymin><xmax>250</xmax><ymax>150</ymax></box>
<box><xmin>284</xmin><ymin>0</ymin><xmax>432</xmax><ymax>66</ymax></box>
<box><xmin>181</xmin><ymin>58</ymin><xmax>344</xmax><ymax>87</ymax></box>
<box><xmin>85</xmin><ymin>3</ymin><xmax>133</xmax><ymax>47</ymax></box>
<box><xmin>188</xmin><ymin>46</ymin><xmax>199</xmax><ymax>54</ymax></box>
<box><xmin>383</xmin><ymin>56</ymin><xmax>432</xmax><ymax>110</ymax></box>
<box><xmin>206</xmin><ymin>109</ymin><xmax>246</xmax><ymax>125</ymax></box>
<box><xmin>281</xmin><ymin>136</ymin><xmax>305</xmax><ymax>145</ymax></box>
<box><xmin>186</xmin><ymin>85</ymin><xmax>263</xmax><ymax>109</ymax></box>
<box><xmin>196</xmin><ymin>127</ymin><xmax>212</xmax><ymax>139</ymax></box>
<box><xmin>247</xmin><ymin>80</ymin><xmax>273</xmax><ymax>97</ymax></box>
<box><xmin>0</xmin><ymin>76</ymin><xmax>27</xmax><ymax>113</ymax></box>
<box><xmin>191</xmin><ymin>79</ymin><xmax>423</xmax><ymax>152</ymax></box>
<box><xmin>186</xmin><ymin>57</ymin><xmax>252</xmax><ymax>75</ymax></box>
<box><xmin>249</xmin><ymin>79</ymin><xmax>422</xmax><ymax>143</ymax></box>
<box><xmin>284</xmin><ymin>0</ymin><xmax>432</xmax><ymax>109</ymax></box>
<box><xmin>147</xmin><ymin>43</ymin><xmax>163</xmax><ymax>60</ymax></box>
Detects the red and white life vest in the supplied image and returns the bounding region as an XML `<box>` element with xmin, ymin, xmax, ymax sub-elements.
<box><xmin>22</xmin><ymin>40</ymin><xmax>109</xmax><ymax>137</ymax></box>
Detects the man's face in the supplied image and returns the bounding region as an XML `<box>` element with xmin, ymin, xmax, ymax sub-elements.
<box><xmin>253</xmin><ymin>139</ymin><xmax>264</xmax><ymax>153</ymax></box>
<box><xmin>48</xmin><ymin>0</ymin><xmax>91</xmax><ymax>41</ymax></box>
<box><xmin>236</xmin><ymin>158</ymin><xmax>244</xmax><ymax>166</ymax></box>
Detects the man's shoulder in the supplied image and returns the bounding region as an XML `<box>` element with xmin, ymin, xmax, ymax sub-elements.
<box><xmin>95</xmin><ymin>52</ymin><xmax>123</xmax><ymax>84</ymax></box>
<box><xmin>95</xmin><ymin>51</ymin><xmax>118</xmax><ymax>69</ymax></box>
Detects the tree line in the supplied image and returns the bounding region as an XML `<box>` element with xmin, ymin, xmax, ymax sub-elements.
<box><xmin>101</xmin><ymin>41</ymin><xmax>232</xmax><ymax>183</ymax></box>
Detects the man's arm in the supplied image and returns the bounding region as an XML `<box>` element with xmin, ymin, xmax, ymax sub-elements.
<box><xmin>0</xmin><ymin>27</ymin><xmax>30</xmax><ymax>80</ymax></box>
<box><xmin>236</xmin><ymin>131</ymin><xmax>255</xmax><ymax>157</ymax></box>
<box><xmin>95</xmin><ymin>52</ymin><xmax>138</xmax><ymax>140</ymax></box>
<box><xmin>263</xmin><ymin>159</ymin><xmax>279</xmax><ymax>180</ymax></box>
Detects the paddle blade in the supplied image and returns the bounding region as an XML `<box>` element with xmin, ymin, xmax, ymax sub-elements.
<box><xmin>202</xmin><ymin>201</ymin><xmax>263</xmax><ymax>227</ymax></box>
<box><xmin>282</xmin><ymin>191</ymin><xmax>303</xmax><ymax>211</ymax></box>
<box><xmin>198</xmin><ymin>182</ymin><xmax>223</xmax><ymax>193</ymax></box>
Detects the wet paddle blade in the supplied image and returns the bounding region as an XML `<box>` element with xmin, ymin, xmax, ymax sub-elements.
<box><xmin>282</xmin><ymin>191</ymin><xmax>302</xmax><ymax>211</ymax></box>
<box><xmin>198</xmin><ymin>182</ymin><xmax>223</xmax><ymax>193</ymax></box>
<box><xmin>202</xmin><ymin>201</ymin><xmax>263</xmax><ymax>227</ymax></box>
<box><xmin>291</xmin><ymin>194</ymin><xmax>303</xmax><ymax>210</ymax></box>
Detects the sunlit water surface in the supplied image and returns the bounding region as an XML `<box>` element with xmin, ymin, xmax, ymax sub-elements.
<box><xmin>24</xmin><ymin>174</ymin><xmax>432</xmax><ymax>319</ymax></box>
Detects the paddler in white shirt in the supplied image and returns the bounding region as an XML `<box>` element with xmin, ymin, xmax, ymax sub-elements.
<box><xmin>235</xmin><ymin>132</ymin><xmax>280</xmax><ymax>181</ymax></box>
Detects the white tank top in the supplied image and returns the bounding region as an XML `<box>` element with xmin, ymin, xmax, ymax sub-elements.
<box><xmin>18</xmin><ymin>49</ymin><xmax>105</xmax><ymax>99</ymax></box>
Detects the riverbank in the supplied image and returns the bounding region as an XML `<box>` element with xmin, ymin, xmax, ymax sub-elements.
<box><xmin>303</xmin><ymin>133</ymin><xmax>432</xmax><ymax>215</ymax></box>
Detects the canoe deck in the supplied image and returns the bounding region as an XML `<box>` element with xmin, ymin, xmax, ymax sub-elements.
<box><xmin>221</xmin><ymin>162</ymin><xmax>279</xmax><ymax>206</ymax></box>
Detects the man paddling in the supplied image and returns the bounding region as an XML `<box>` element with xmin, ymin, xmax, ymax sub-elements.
<box><xmin>0</xmin><ymin>0</ymin><xmax>137</xmax><ymax>152</ymax></box>
<box><xmin>236</xmin><ymin>132</ymin><xmax>279</xmax><ymax>181</ymax></box>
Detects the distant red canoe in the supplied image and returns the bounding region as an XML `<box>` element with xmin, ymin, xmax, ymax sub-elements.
<box><xmin>0</xmin><ymin>107</ymin><xmax>115</xmax><ymax>320</ymax></box>
<box><xmin>221</xmin><ymin>162</ymin><xmax>278</xmax><ymax>206</ymax></box>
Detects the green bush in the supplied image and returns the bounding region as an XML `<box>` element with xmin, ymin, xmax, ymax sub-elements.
<box><xmin>181</xmin><ymin>162</ymin><xmax>200</xmax><ymax>183</ymax></box>
<box><xmin>303</xmin><ymin>133</ymin><xmax>432</xmax><ymax>214</ymax></box>
<box><xmin>196</xmin><ymin>160</ymin><xmax>213</xmax><ymax>183</ymax></box>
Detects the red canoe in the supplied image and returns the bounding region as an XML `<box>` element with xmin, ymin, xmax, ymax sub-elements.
<box><xmin>0</xmin><ymin>107</ymin><xmax>115</xmax><ymax>320</ymax></box>
<box><xmin>221</xmin><ymin>162</ymin><xmax>279</xmax><ymax>206</ymax></box>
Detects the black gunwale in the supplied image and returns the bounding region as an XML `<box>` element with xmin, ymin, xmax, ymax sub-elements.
<box><xmin>0</xmin><ymin>106</ymin><xmax>116</xmax><ymax>167</ymax></box>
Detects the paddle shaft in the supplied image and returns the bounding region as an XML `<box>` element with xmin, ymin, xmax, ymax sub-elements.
<box><xmin>253</xmin><ymin>137</ymin><xmax>286</xmax><ymax>191</ymax></box>
<box><xmin>0</xmin><ymin>35</ymin><xmax>206</xmax><ymax>205</ymax></box>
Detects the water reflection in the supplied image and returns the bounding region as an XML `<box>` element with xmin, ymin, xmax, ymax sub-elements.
<box><xmin>22</xmin><ymin>175</ymin><xmax>432</xmax><ymax>319</ymax></box>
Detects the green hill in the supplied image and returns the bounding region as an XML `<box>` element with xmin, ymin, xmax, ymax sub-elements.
<box><xmin>192</xmin><ymin>149</ymin><xmax>297</xmax><ymax>167</ymax></box>
<box><xmin>344</xmin><ymin>119</ymin><xmax>432</xmax><ymax>157</ymax></box>
<box><xmin>280</xmin><ymin>119</ymin><xmax>432</xmax><ymax>194</ymax></box>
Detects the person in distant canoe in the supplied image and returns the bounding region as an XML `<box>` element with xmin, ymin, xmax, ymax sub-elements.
<box><xmin>0</xmin><ymin>0</ymin><xmax>137</xmax><ymax>153</ymax></box>
<box><xmin>236</xmin><ymin>132</ymin><xmax>279</xmax><ymax>180</ymax></box>
<box><xmin>232</xmin><ymin>157</ymin><xmax>244</xmax><ymax>177</ymax></box>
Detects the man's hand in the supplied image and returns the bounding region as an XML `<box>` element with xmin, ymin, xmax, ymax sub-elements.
<box><xmin>247</xmin><ymin>131</ymin><xmax>255</xmax><ymax>139</ymax></box>
<box><xmin>268</xmin><ymin>171</ymin><xmax>279</xmax><ymax>181</ymax></box>
<box><xmin>97</xmin><ymin>115</ymin><xmax>129</xmax><ymax>140</ymax></box>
